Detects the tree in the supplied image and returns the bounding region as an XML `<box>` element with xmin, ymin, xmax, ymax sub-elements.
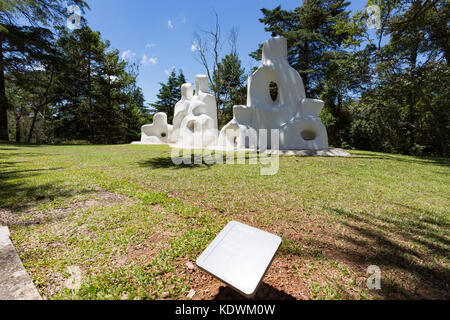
<box><xmin>320</xmin><ymin>48</ymin><xmax>371</xmax><ymax>147</ymax></box>
<box><xmin>213</xmin><ymin>53</ymin><xmax>247</xmax><ymax>126</ymax></box>
<box><xmin>19</xmin><ymin>67</ymin><xmax>57</xmax><ymax>143</ymax></box>
<box><xmin>252</xmin><ymin>0</ymin><xmax>357</xmax><ymax>97</ymax></box>
<box><xmin>53</xmin><ymin>26</ymin><xmax>108</xmax><ymax>143</ymax></box>
<box><xmin>192</xmin><ymin>13</ymin><xmax>222</xmax><ymax>123</ymax></box>
<box><xmin>52</xmin><ymin>26</ymin><xmax>146</xmax><ymax>144</ymax></box>
<box><xmin>0</xmin><ymin>0</ymin><xmax>88</xmax><ymax>141</ymax></box>
<box><xmin>5</xmin><ymin>74</ymin><xmax>31</xmax><ymax>142</ymax></box>
<box><xmin>150</xmin><ymin>70</ymin><xmax>186</xmax><ymax>124</ymax></box>
<box><xmin>348</xmin><ymin>0</ymin><xmax>450</xmax><ymax>156</ymax></box>
<box><xmin>192</xmin><ymin>16</ymin><xmax>247</xmax><ymax>126</ymax></box>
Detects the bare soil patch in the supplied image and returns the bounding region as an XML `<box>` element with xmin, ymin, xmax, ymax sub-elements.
<box><xmin>0</xmin><ymin>190</ymin><xmax>130</xmax><ymax>227</ymax></box>
<box><xmin>186</xmin><ymin>256</ymin><xmax>305</xmax><ymax>300</ymax></box>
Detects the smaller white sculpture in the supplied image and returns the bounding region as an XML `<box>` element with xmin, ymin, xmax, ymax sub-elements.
<box><xmin>177</xmin><ymin>75</ymin><xmax>218</xmax><ymax>148</ymax></box>
<box><xmin>140</xmin><ymin>112</ymin><xmax>172</xmax><ymax>144</ymax></box>
<box><xmin>171</xmin><ymin>83</ymin><xmax>194</xmax><ymax>143</ymax></box>
<box><xmin>135</xmin><ymin>75</ymin><xmax>218</xmax><ymax>148</ymax></box>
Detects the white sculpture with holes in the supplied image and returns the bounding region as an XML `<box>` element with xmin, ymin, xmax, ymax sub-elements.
<box><xmin>139</xmin><ymin>112</ymin><xmax>172</xmax><ymax>144</ymax></box>
<box><xmin>134</xmin><ymin>75</ymin><xmax>218</xmax><ymax>148</ymax></box>
<box><xmin>171</xmin><ymin>83</ymin><xmax>194</xmax><ymax>143</ymax></box>
<box><xmin>176</xmin><ymin>75</ymin><xmax>218</xmax><ymax>148</ymax></box>
<box><xmin>218</xmin><ymin>36</ymin><xmax>329</xmax><ymax>151</ymax></box>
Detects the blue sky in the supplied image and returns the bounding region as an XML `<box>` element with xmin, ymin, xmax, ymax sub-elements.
<box><xmin>83</xmin><ymin>1</ymin><xmax>370</xmax><ymax>105</ymax></box>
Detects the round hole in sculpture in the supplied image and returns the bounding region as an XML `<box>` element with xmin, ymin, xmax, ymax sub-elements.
<box><xmin>269</xmin><ymin>81</ymin><xmax>279</xmax><ymax>102</ymax></box>
<box><xmin>301</xmin><ymin>130</ymin><xmax>317</xmax><ymax>141</ymax></box>
<box><xmin>161</xmin><ymin>132</ymin><xmax>167</xmax><ymax>138</ymax></box>
<box><xmin>187</xmin><ymin>120</ymin><xmax>196</xmax><ymax>132</ymax></box>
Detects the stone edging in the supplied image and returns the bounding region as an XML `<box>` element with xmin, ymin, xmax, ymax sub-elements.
<box><xmin>0</xmin><ymin>226</ymin><xmax>42</xmax><ymax>300</ymax></box>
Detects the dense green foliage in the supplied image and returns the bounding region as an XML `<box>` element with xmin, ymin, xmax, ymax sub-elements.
<box><xmin>0</xmin><ymin>0</ymin><xmax>89</xmax><ymax>141</ymax></box>
<box><xmin>213</xmin><ymin>53</ymin><xmax>247</xmax><ymax>127</ymax></box>
<box><xmin>51</xmin><ymin>27</ymin><xmax>147</xmax><ymax>144</ymax></box>
<box><xmin>1</xmin><ymin>0</ymin><xmax>148</xmax><ymax>144</ymax></box>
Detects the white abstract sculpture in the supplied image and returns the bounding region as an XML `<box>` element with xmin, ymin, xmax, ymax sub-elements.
<box><xmin>135</xmin><ymin>75</ymin><xmax>218</xmax><ymax>148</ymax></box>
<box><xmin>218</xmin><ymin>36</ymin><xmax>329</xmax><ymax>151</ymax></box>
<box><xmin>171</xmin><ymin>83</ymin><xmax>194</xmax><ymax>143</ymax></box>
<box><xmin>140</xmin><ymin>112</ymin><xmax>172</xmax><ymax>144</ymax></box>
<box><xmin>176</xmin><ymin>75</ymin><xmax>218</xmax><ymax>148</ymax></box>
<box><xmin>134</xmin><ymin>37</ymin><xmax>341</xmax><ymax>155</ymax></box>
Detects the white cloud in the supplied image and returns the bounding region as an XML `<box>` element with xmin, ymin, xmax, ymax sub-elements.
<box><xmin>121</xmin><ymin>50</ymin><xmax>136</xmax><ymax>61</ymax></box>
<box><xmin>109</xmin><ymin>75</ymin><xmax>119</xmax><ymax>83</ymax></box>
<box><xmin>191</xmin><ymin>42</ymin><xmax>199</xmax><ymax>52</ymax></box>
<box><xmin>103</xmin><ymin>75</ymin><xmax>119</xmax><ymax>83</ymax></box>
<box><xmin>141</xmin><ymin>54</ymin><xmax>158</xmax><ymax>66</ymax></box>
<box><xmin>168</xmin><ymin>20</ymin><xmax>174</xmax><ymax>29</ymax></box>
<box><xmin>181</xmin><ymin>16</ymin><xmax>187</xmax><ymax>24</ymax></box>
<box><xmin>145</xmin><ymin>42</ymin><xmax>156</xmax><ymax>49</ymax></box>
<box><xmin>165</xmin><ymin>66</ymin><xmax>185</xmax><ymax>76</ymax></box>
<box><xmin>165</xmin><ymin>66</ymin><xmax>176</xmax><ymax>75</ymax></box>
<box><xmin>32</xmin><ymin>63</ymin><xmax>46</xmax><ymax>71</ymax></box>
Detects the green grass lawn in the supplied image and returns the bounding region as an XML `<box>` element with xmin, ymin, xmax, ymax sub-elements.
<box><xmin>0</xmin><ymin>143</ymin><xmax>449</xmax><ymax>300</ymax></box>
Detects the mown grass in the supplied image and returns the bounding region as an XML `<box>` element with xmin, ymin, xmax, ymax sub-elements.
<box><xmin>0</xmin><ymin>143</ymin><xmax>448</xmax><ymax>300</ymax></box>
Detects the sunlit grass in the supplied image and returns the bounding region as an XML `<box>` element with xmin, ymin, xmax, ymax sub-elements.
<box><xmin>1</xmin><ymin>143</ymin><xmax>448</xmax><ymax>300</ymax></box>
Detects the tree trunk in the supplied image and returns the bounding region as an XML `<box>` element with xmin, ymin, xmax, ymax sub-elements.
<box><xmin>302</xmin><ymin>42</ymin><xmax>310</xmax><ymax>96</ymax></box>
<box><xmin>15</xmin><ymin>114</ymin><xmax>21</xmax><ymax>142</ymax></box>
<box><xmin>0</xmin><ymin>35</ymin><xmax>9</xmax><ymax>141</ymax></box>
<box><xmin>27</xmin><ymin>109</ymin><xmax>38</xmax><ymax>143</ymax></box>
<box><xmin>87</xmin><ymin>52</ymin><xmax>94</xmax><ymax>143</ymax></box>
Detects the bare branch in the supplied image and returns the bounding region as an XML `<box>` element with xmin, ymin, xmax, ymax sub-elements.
<box><xmin>229</xmin><ymin>27</ymin><xmax>239</xmax><ymax>55</ymax></box>
<box><xmin>192</xmin><ymin>12</ymin><xmax>223</xmax><ymax>122</ymax></box>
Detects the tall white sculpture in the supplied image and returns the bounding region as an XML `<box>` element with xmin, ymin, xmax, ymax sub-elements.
<box><xmin>218</xmin><ymin>36</ymin><xmax>329</xmax><ymax>151</ymax></box>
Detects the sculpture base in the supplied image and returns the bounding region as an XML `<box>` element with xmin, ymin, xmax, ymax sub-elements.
<box><xmin>212</xmin><ymin>147</ymin><xmax>351</xmax><ymax>157</ymax></box>
<box><xmin>131</xmin><ymin>142</ymin><xmax>351</xmax><ymax>157</ymax></box>
<box><xmin>167</xmin><ymin>145</ymin><xmax>352</xmax><ymax>157</ymax></box>
<box><xmin>262</xmin><ymin>148</ymin><xmax>351</xmax><ymax>157</ymax></box>
<box><xmin>131</xmin><ymin>141</ymin><xmax>168</xmax><ymax>145</ymax></box>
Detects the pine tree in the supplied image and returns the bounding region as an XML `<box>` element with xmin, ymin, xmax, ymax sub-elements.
<box><xmin>213</xmin><ymin>53</ymin><xmax>247</xmax><ymax>127</ymax></box>
<box><xmin>252</xmin><ymin>0</ymin><xmax>356</xmax><ymax>97</ymax></box>
<box><xmin>150</xmin><ymin>70</ymin><xmax>186</xmax><ymax>124</ymax></box>
<box><xmin>49</xmin><ymin>26</ymin><xmax>146</xmax><ymax>144</ymax></box>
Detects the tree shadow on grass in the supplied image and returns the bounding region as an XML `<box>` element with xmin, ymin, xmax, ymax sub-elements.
<box><xmin>284</xmin><ymin>206</ymin><xmax>450</xmax><ymax>299</ymax></box>
<box><xmin>0</xmin><ymin>152</ymin><xmax>43</xmax><ymax>162</ymax></box>
<box><xmin>137</xmin><ymin>152</ymin><xmax>258</xmax><ymax>170</ymax></box>
<box><xmin>349</xmin><ymin>151</ymin><xmax>450</xmax><ymax>168</ymax></box>
<box><xmin>0</xmin><ymin>154</ymin><xmax>94</xmax><ymax>226</ymax></box>
<box><xmin>137</xmin><ymin>156</ymin><xmax>216</xmax><ymax>170</ymax></box>
<box><xmin>0</xmin><ymin>142</ymin><xmax>43</xmax><ymax>148</ymax></box>
<box><xmin>213</xmin><ymin>283</ymin><xmax>296</xmax><ymax>300</ymax></box>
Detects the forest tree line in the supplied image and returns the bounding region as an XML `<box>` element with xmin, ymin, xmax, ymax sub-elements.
<box><xmin>0</xmin><ymin>0</ymin><xmax>148</xmax><ymax>144</ymax></box>
<box><xmin>1</xmin><ymin>0</ymin><xmax>448</xmax><ymax>156</ymax></box>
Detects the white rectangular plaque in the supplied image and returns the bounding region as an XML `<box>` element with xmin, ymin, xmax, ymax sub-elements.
<box><xmin>196</xmin><ymin>221</ymin><xmax>282</xmax><ymax>298</ymax></box>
